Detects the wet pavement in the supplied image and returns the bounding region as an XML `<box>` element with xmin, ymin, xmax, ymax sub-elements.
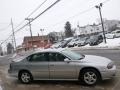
<box><xmin>0</xmin><ymin>49</ymin><xmax>120</xmax><ymax>90</ymax></box>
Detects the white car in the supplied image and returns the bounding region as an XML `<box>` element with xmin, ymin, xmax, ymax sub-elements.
<box><xmin>112</xmin><ymin>30</ymin><xmax>120</xmax><ymax>38</ymax></box>
<box><xmin>106</xmin><ymin>30</ymin><xmax>120</xmax><ymax>39</ymax></box>
<box><xmin>51</xmin><ymin>42</ymin><xmax>62</xmax><ymax>49</ymax></box>
<box><xmin>67</xmin><ymin>38</ymin><xmax>79</xmax><ymax>47</ymax></box>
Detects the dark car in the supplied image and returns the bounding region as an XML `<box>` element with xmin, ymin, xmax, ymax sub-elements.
<box><xmin>88</xmin><ymin>35</ymin><xmax>103</xmax><ymax>46</ymax></box>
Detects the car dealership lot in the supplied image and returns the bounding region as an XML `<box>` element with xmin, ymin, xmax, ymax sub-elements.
<box><xmin>0</xmin><ymin>49</ymin><xmax>120</xmax><ymax>90</ymax></box>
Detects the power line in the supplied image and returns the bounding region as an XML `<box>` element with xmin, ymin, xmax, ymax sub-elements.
<box><xmin>50</xmin><ymin>7</ymin><xmax>95</xmax><ymax>28</ymax></box>
<box><xmin>1</xmin><ymin>0</ymin><xmax>61</xmax><ymax>45</ymax></box>
<box><xmin>0</xmin><ymin>35</ymin><xmax>12</xmax><ymax>45</ymax></box>
<box><xmin>32</xmin><ymin>0</ymin><xmax>61</xmax><ymax>22</ymax></box>
<box><xmin>14</xmin><ymin>20</ymin><xmax>25</xmax><ymax>30</ymax></box>
<box><xmin>13</xmin><ymin>0</ymin><xmax>48</xmax><ymax>31</ymax></box>
<box><xmin>0</xmin><ymin>0</ymin><xmax>111</xmax><ymax>45</ymax></box>
<box><xmin>14</xmin><ymin>23</ymin><xmax>29</xmax><ymax>33</ymax></box>
<box><xmin>14</xmin><ymin>0</ymin><xmax>48</xmax><ymax>30</ymax></box>
<box><xmin>27</xmin><ymin>0</ymin><xmax>48</xmax><ymax>18</ymax></box>
<box><xmin>48</xmin><ymin>0</ymin><xmax>112</xmax><ymax>28</ymax></box>
<box><xmin>14</xmin><ymin>0</ymin><xmax>61</xmax><ymax>33</ymax></box>
<box><xmin>103</xmin><ymin>0</ymin><xmax>111</xmax><ymax>4</ymax></box>
<box><xmin>0</xmin><ymin>0</ymin><xmax>47</xmax><ymax>45</ymax></box>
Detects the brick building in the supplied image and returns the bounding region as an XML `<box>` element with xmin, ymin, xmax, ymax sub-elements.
<box><xmin>22</xmin><ymin>35</ymin><xmax>51</xmax><ymax>51</ymax></box>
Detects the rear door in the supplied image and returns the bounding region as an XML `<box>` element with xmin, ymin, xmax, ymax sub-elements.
<box><xmin>27</xmin><ymin>52</ymin><xmax>49</xmax><ymax>79</ymax></box>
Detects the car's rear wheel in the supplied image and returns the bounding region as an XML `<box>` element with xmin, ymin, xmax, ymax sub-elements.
<box><xmin>19</xmin><ymin>71</ymin><xmax>33</xmax><ymax>84</ymax></box>
<box><xmin>80</xmin><ymin>69</ymin><xmax>100</xmax><ymax>85</ymax></box>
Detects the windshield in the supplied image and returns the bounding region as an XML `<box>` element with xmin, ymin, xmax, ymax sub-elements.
<box><xmin>61</xmin><ymin>49</ymin><xmax>84</xmax><ymax>60</ymax></box>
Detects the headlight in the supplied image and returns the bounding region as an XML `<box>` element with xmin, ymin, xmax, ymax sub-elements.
<box><xmin>107</xmin><ymin>62</ymin><xmax>114</xmax><ymax>69</ymax></box>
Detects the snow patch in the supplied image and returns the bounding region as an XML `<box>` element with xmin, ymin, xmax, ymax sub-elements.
<box><xmin>0</xmin><ymin>86</ymin><xmax>2</xmax><ymax>90</ymax></box>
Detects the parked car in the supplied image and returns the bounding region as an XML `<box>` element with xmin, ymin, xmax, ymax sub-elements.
<box><xmin>51</xmin><ymin>42</ymin><xmax>62</xmax><ymax>49</ymax></box>
<box><xmin>8</xmin><ymin>49</ymin><xmax>116</xmax><ymax>85</ymax></box>
<box><xmin>61</xmin><ymin>38</ymin><xmax>72</xmax><ymax>48</ymax></box>
<box><xmin>105</xmin><ymin>33</ymin><xmax>114</xmax><ymax>39</ymax></box>
<box><xmin>67</xmin><ymin>38</ymin><xmax>79</xmax><ymax>47</ymax></box>
<box><xmin>106</xmin><ymin>30</ymin><xmax>120</xmax><ymax>39</ymax></box>
<box><xmin>77</xmin><ymin>37</ymin><xmax>88</xmax><ymax>47</ymax></box>
<box><xmin>88</xmin><ymin>35</ymin><xmax>103</xmax><ymax>46</ymax></box>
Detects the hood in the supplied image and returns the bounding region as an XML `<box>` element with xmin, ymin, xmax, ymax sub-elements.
<box><xmin>82</xmin><ymin>55</ymin><xmax>112</xmax><ymax>65</ymax></box>
<box><xmin>12</xmin><ymin>56</ymin><xmax>26</xmax><ymax>62</ymax></box>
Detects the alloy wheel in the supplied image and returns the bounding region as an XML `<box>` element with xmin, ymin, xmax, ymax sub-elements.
<box><xmin>83</xmin><ymin>71</ymin><xmax>97</xmax><ymax>85</ymax></box>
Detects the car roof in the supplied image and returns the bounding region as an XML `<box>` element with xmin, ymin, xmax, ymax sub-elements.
<box><xmin>34</xmin><ymin>48</ymin><xmax>65</xmax><ymax>54</ymax></box>
<box><xmin>12</xmin><ymin>48</ymin><xmax>65</xmax><ymax>58</ymax></box>
<box><xmin>15</xmin><ymin>48</ymin><xmax>68</xmax><ymax>58</ymax></box>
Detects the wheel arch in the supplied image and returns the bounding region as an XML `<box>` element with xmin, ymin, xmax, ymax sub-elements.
<box><xmin>18</xmin><ymin>69</ymin><xmax>33</xmax><ymax>79</ymax></box>
<box><xmin>79</xmin><ymin>67</ymin><xmax>102</xmax><ymax>80</ymax></box>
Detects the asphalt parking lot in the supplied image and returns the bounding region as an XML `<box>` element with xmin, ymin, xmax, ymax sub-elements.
<box><xmin>0</xmin><ymin>49</ymin><xmax>120</xmax><ymax>90</ymax></box>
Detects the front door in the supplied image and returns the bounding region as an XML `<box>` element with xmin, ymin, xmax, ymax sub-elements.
<box><xmin>48</xmin><ymin>52</ymin><xmax>77</xmax><ymax>80</ymax></box>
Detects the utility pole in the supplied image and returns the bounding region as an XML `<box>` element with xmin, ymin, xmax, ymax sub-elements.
<box><xmin>40</xmin><ymin>29</ymin><xmax>44</xmax><ymax>48</ymax></box>
<box><xmin>11</xmin><ymin>18</ymin><xmax>17</xmax><ymax>52</ymax></box>
<box><xmin>25</xmin><ymin>18</ymin><xmax>34</xmax><ymax>50</ymax></box>
<box><xmin>77</xmin><ymin>23</ymin><xmax>81</xmax><ymax>36</ymax></box>
<box><xmin>95</xmin><ymin>3</ymin><xmax>107</xmax><ymax>44</ymax></box>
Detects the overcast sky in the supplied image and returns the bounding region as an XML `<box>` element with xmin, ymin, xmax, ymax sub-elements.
<box><xmin>0</xmin><ymin>0</ymin><xmax>120</xmax><ymax>47</ymax></box>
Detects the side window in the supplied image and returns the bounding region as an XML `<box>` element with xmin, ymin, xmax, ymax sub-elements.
<box><xmin>28</xmin><ymin>53</ymin><xmax>48</xmax><ymax>62</ymax></box>
<box><xmin>56</xmin><ymin>53</ymin><xmax>66</xmax><ymax>61</ymax></box>
<box><xmin>49</xmin><ymin>53</ymin><xmax>56</xmax><ymax>61</ymax></box>
<box><xmin>49</xmin><ymin>53</ymin><xmax>66</xmax><ymax>62</ymax></box>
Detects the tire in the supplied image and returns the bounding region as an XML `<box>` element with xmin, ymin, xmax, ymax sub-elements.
<box><xmin>80</xmin><ymin>69</ymin><xmax>100</xmax><ymax>85</ymax></box>
<box><xmin>113</xmin><ymin>35</ymin><xmax>115</xmax><ymax>39</ymax></box>
<box><xmin>18</xmin><ymin>71</ymin><xmax>33</xmax><ymax>84</ymax></box>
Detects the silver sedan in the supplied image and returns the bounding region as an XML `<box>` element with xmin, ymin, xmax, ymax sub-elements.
<box><xmin>8</xmin><ymin>49</ymin><xmax>116</xmax><ymax>85</ymax></box>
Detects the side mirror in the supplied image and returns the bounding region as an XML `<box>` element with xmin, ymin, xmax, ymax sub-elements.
<box><xmin>64</xmin><ymin>58</ymin><xmax>70</xmax><ymax>62</ymax></box>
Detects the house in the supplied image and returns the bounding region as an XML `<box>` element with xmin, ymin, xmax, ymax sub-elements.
<box><xmin>77</xmin><ymin>24</ymin><xmax>99</xmax><ymax>36</ymax></box>
<box><xmin>22</xmin><ymin>35</ymin><xmax>51</xmax><ymax>51</ymax></box>
<box><xmin>98</xmin><ymin>20</ymin><xmax>120</xmax><ymax>33</ymax></box>
<box><xmin>76</xmin><ymin>20</ymin><xmax>120</xmax><ymax>36</ymax></box>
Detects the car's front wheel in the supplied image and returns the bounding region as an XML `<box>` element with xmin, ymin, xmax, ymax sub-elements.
<box><xmin>18</xmin><ymin>71</ymin><xmax>33</xmax><ymax>84</ymax></box>
<box><xmin>80</xmin><ymin>69</ymin><xmax>100</xmax><ymax>85</ymax></box>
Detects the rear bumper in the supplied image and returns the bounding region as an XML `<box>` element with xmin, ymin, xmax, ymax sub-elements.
<box><xmin>101</xmin><ymin>65</ymin><xmax>116</xmax><ymax>80</ymax></box>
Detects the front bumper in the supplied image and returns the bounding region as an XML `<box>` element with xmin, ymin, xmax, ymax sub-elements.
<box><xmin>101</xmin><ymin>65</ymin><xmax>116</xmax><ymax>80</ymax></box>
<box><xmin>8</xmin><ymin>69</ymin><xmax>18</xmax><ymax>78</ymax></box>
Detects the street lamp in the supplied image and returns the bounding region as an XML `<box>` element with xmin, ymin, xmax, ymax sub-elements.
<box><xmin>95</xmin><ymin>3</ymin><xmax>107</xmax><ymax>44</ymax></box>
